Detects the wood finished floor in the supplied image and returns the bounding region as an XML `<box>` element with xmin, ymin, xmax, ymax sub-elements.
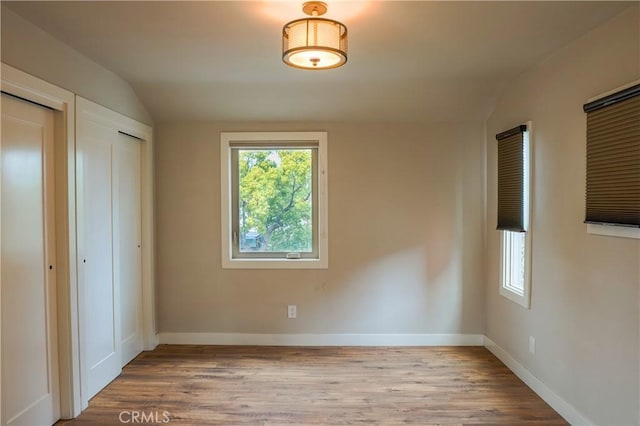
<box><xmin>58</xmin><ymin>345</ymin><xmax>567</xmax><ymax>425</ymax></box>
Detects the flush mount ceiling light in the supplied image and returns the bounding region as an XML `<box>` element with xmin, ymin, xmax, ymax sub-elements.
<box><xmin>282</xmin><ymin>1</ymin><xmax>348</xmax><ymax>70</ymax></box>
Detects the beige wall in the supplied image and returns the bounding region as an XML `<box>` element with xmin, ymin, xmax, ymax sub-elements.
<box><xmin>485</xmin><ymin>6</ymin><xmax>639</xmax><ymax>425</ymax></box>
<box><xmin>1</xmin><ymin>6</ymin><xmax>152</xmax><ymax>125</ymax></box>
<box><xmin>155</xmin><ymin>121</ymin><xmax>485</xmax><ymax>335</ymax></box>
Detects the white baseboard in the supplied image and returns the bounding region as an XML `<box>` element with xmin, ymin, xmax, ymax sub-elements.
<box><xmin>158</xmin><ymin>332</ymin><xmax>484</xmax><ymax>347</ymax></box>
<box><xmin>483</xmin><ymin>336</ymin><xmax>593</xmax><ymax>426</ymax></box>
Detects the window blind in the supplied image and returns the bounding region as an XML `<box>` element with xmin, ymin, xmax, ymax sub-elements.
<box><xmin>583</xmin><ymin>84</ymin><xmax>640</xmax><ymax>227</ymax></box>
<box><xmin>496</xmin><ymin>125</ymin><xmax>527</xmax><ymax>232</ymax></box>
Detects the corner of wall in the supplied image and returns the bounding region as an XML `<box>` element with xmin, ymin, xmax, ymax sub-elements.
<box><xmin>1</xmin><ymin>5</ymin><xmax>154</xmax><ymax>125</ymax></box>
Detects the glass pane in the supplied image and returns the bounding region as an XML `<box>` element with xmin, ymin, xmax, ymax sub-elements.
<box><xmin>502</xmin><ymin>231</ymin><xmax>525</xmax><ymax>293</ymax></box>
<box><xmin>238</xmin><ymin>149</ymin><xmax>313</xmax><ymax>253</ymax></box>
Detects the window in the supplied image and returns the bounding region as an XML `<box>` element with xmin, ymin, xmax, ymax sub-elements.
<box><xmin>584</xmin><ymin>82</ymin><xmax>640</xmax><ymax>239</ymax></box>
<box><xmin>497</xmin><ymin>123</ymin><xmax>532</xmax><ymax>308</ymax></box>
<box><xmin>220</xmin><ymin>132</ymin><xmax>328</xmax><ymax>269</ymax></box>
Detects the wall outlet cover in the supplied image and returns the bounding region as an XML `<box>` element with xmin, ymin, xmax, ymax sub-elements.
<box><xmin>288</xmin><ymin>305</ymin><xmax>297</xmax><ymax>319</ymax></box>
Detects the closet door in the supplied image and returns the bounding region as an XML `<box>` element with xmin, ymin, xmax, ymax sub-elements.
<box><xmin>1</xmin><ymin>94</ymin><xmax>60</xmax><ymax>425</ymax></box>
<box><xmin>77</xmin><ymin>115</ymin><xmax>121</xmax><ymax>400</ymax></box>
<box><xmin>115</xmin><ymin>133</ymin><xmax>143</xmax><ymax>366</ymax></box>
<box><xmin>77</xmin><ymin>99</ymin><xmax>145</xmax><ymax>403</ymax></box>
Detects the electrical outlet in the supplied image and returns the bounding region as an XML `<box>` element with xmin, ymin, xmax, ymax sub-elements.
<box><xmin>529</xmin><ymin>336</ymin><xmax>536</xmax><ymax>354</ymax></box>
<box><xmin>287</xmin><ymin>305</ymin><xmax>297</xmax><ymax>319</ymax></box>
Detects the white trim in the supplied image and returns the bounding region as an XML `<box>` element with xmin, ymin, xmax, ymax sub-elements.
<box><xmin>220</xmin><ymin>257</ymin><xmax>327</xmax><ymax>269</ymax></box>
<box><xmin>220</xmin><ymin>131</ymin><xmax>329</xmax><ymax>269</ymax></box>
<box><xmin>484</xmin><ymin>336</ymin><xmax>593</xmax><ymax>426</ymax></box>
<box><xmin>1</xmin><ymin>64</ymin><xmax>70</xmax><ymax>111</ymax></box>
<box><xmin>76</xmin><ymin>96</ymin><xmax>150</xmax><ymax>140</ymax></box>
<box><xmin>158</xmin><ymin>332</ymin><xmax>484</xmax><ymax>346</ymax></box>
<box><xmin>1</xmin><ymin>71</ymin><xmax>3</xmax><ymax>426</ymax></box>
<box><xmin>585</xmin><ymin>79</ymin><xmax>640</xmax><ymax>103</ymax></box>
<box><xmin>1</xmin><ymin>63</ymin><xmax>81</xmax><ymax>419</ymax></box>
<box><xmin>586</xmin><ymin>223</ymin><xmax>640</xmax><ymax>240</ymax></box>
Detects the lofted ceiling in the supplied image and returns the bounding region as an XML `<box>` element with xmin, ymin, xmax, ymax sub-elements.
<box><xmin>4</xmin><ymin>1</ymin><xmax>633</xmax><ymax>123</ymax></box>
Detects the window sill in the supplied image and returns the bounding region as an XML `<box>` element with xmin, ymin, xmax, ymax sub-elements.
<box><xmin>587</xmin><ymin>224</ymin><xmax>640</xmax><ymax>240</ymax></box>
<box><xmin>222</xmin><ymin>257</ymin><xmax>328</xmax><ymax>270</ymax></box>
<box><xmin>499</xmin><ymin>286</ymin><xmax>530</xmax><ymax>309</ymax></box>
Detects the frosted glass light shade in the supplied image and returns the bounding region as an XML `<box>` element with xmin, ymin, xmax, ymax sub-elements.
<box><xmin>283</xmin><ymin>18</ymin><xmax>348</xmax><ymax>70</ymax></box>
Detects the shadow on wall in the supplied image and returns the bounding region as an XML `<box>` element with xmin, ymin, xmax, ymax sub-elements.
<box><xmin>310</xmin><ymin>125</ymin><xmax>471</xmax><ymax>334</ymax></box>
<box><xmin>339</xmin><ymin>245</ymin><xmax>465</xmax><ymax>333</ymax></box>
<box><xmin>321</xmin><ymin>199</ymin><xmax>465</xmax><ymax>334</ymax></box>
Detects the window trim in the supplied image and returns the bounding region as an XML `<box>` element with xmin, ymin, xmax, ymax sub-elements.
<box><xmin>586</xmin><ymin>223</ymin><xmax>640</xmax><ymax>239</ymax></box>
<box><xmin>498</xmin><ymin>122</ymin><xmax>533</xmax><ymax>308</ymax></box>
<box><xmin>220</xmin><ymin>132</ymin><xmax>328</xmax><ymax>269</ymax></box>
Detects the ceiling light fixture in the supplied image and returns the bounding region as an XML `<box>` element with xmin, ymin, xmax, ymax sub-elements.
<box><xmin>282</xmin><ymin>1</ymin><xmax>348</xmax><ymax>70</ymax></box>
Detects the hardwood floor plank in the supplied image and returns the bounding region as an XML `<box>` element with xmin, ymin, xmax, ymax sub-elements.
<box><xmin>57</xmin><ymin>345</ymin><xmax>567</xmax><ymax>425</ymax></box>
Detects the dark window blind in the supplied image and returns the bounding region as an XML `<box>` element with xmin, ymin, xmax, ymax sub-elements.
<box><xmin>584</xmin><ymin>84</ymin><xmax>640</xmax><ymax>227</ymax></box>
<box><xmin>497</xmin><ymin>125</ymin><xmax>527</xmax><ymax>232</ymax></box>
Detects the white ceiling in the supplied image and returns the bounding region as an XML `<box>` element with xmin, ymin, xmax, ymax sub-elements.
<box><xmin>5</xmin><ymin>1</ymin><xmax>632</xmax><ymax>123</ymax></box>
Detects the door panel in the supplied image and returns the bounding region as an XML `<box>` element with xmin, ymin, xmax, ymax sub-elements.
<box><xmin>77</xmin><ymin>108</ymin><xmax>145</xmax><ymax>402</ymax></box>
<box><xmin>1</xmin><ymin>94</ymin><xmax>59</xmax><ymax>425</ymax></box>
<box><xmin>77</xmin><ymin>117</ymin><xmax>121</xmax><ymax>399</ymax></box>
<box><xmin>115</xmin><ymin>133</ymin><xmax>143</xmax><ymax>366</ymax></box>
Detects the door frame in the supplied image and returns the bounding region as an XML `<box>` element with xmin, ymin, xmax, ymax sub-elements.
<box><xmin>1</xmin><ymin>63</ymin><xmax>157</xmax><ymax>418</ymax></box>
<box><xmin>75</xmin><ymin>96</ymin><xmax>155</xmax><ymax>409</ymax></box>
<box><xmin>1</xmin><ymin>63</ymin><xmax>79</xmax><ymax>420</ymax></box>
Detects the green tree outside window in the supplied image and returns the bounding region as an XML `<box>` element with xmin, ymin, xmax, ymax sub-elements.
<box><xmin>238</xmin><ymin>149</ymin><xmax>313</xmax><ymax>252</ymax></box>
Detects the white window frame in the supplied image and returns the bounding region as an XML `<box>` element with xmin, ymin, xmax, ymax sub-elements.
<box><xmin>499</xmin><ymin>122</ymin><xmax>533</xmax><ymax>308</ymax></box>
<box><xmin>221</xmin><ymin>132</ymin><xmax>328</xmax><ymax>269</ymax></box>
<box><xmin>586</xmin><ymin>223</ymin><xmax>639</xmax><ymax>239</ymax></box>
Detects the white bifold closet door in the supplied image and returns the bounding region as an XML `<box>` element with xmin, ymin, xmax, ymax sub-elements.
<box><xmin>1</xmin><ymin>94</ymin><xmax>60</xmax><ymax>425</ymax></box>
<box><xmin>77</xmin><ymin>103</ymin><xmax>142</xmax><ymax>401</ymax></box>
